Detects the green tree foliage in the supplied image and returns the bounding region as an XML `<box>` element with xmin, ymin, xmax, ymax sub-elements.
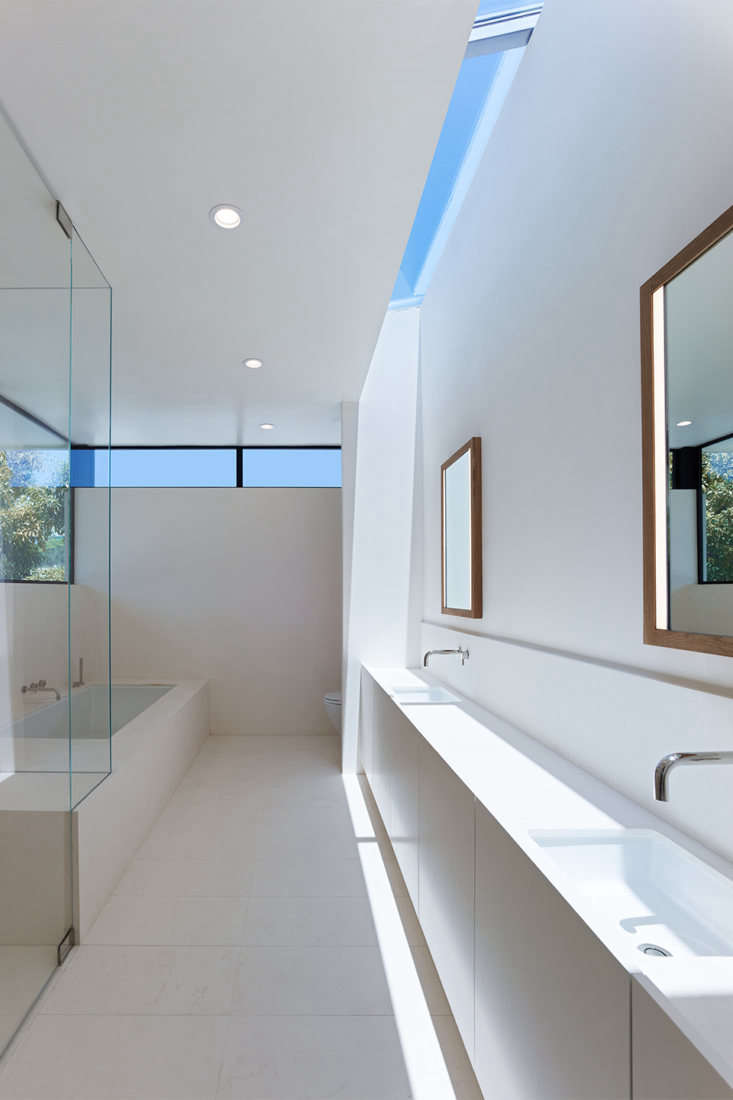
<box><xmin>702</xmin><ymin>452</ymin><xmax>733</xmax><ymax>582</ymax></box>
<box><xmin>0</xmin><ymin>450</ymin><xmax>67</xmax><ymax>581</ymax></box>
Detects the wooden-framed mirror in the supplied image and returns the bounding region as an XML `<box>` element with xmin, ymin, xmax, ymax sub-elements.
<box><xmin>441</xmin><ymin>436</ymin><xmax>482</xmax><ymax>618</ymax></box>
<box><xmin>641</xmin><ymin>204</ymin><xmax>733</xmax><ymax>655</ymax></box>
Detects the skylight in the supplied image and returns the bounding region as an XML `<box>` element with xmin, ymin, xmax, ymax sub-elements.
<box><xmin>391</xmin><ymin>4</ymin><xmax>542</xmax><ymax>306</ymax></box>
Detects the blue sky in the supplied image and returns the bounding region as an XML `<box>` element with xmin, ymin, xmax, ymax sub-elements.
<box><xmin>67</xmin><ymin>448</ymin><xmax>342</xmax><ymax>488</ymax></box>
<box><xmin>393</xmin><ymin>49</ymin><xmax>503</xmax><ymax>298</ymax></box>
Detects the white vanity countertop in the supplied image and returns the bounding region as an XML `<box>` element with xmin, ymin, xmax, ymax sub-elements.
<box><xmin>364</xmin><ymin>664</ymin><xmax>733</xmax><ymax>1088</ymax></box>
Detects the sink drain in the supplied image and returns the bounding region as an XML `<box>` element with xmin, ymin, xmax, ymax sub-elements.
<box><xmin>638</xmin><ymin>943</ymin><xmax>672</xmax><ymax>958</ymax></box>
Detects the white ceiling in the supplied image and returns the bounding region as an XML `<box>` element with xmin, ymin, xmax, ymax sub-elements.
<box><xmin>0</xmin><ymin>0</ymin><xmax>478</xmax><ymax>444</ymax></box>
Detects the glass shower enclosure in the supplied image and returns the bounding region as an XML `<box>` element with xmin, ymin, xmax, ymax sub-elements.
<box><xmin>0</xmin><ymin>106</ymin><xmax>111</xmax><ymax>1055</ymax></box>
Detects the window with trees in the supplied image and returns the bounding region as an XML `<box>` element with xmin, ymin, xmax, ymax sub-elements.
<box><xmin>701</xmin><ymin>436</ymin><xmax>733</xmax><ymax>583</ymax></box>
<box><xmin>0</xmin><ymin>447</ymin><xmax>69</xmax><ymax>582</ymax></box>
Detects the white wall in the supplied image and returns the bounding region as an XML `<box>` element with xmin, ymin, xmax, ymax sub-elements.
<box><xmin>0</xmin><ymin>582</ymin><xmax>102</xmax><ymax>735</ymax></box>
<box><xmin>411</xmin><ymin>0</ymin><xmax>733</xmax><ymax>860</ymax></box>
<box><xmin>421</xmin><ymin>0</ymin><xmax>733</xmax><ymax>677</ymax></box>
<box><xmin>77</xmin><ymin>488</ymin><xmax>341</xmax><ymax>736</ymax></box>
<box><xmin>340</xmin><ymin>402</ymin><xmax>358</xmax><ymax>717</ymax></box>
<box><xmin>343</xmin><ymin>308</ymin><xmax>422</xmax><ymax>770</ymax></box>
<box><xmin>344</xmin><ymin>1</ymin><xmax>733</xmax><ymax>859</ymax></box>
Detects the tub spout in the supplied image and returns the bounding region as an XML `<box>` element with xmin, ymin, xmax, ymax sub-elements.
<box><xmin>22</xmin><ymin>680</ymin><xmax>61</xmax><ymax>702</ymax></box>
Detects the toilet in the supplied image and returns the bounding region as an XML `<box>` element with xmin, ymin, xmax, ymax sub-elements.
<box><xmin>324</xmin><ymin>691</ymin><xmax>342</xmax><ymax>731</ymax></box>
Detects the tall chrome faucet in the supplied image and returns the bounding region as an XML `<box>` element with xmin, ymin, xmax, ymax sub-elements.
<box><xmin>654</xmin><ymin>751</ymin><xmax>733</xmax><ymax>801</ymax></box>
<box><xmin>423</xmin><ymin>647</ymin><xmax>469</xmax><ymax>668</ymax></box>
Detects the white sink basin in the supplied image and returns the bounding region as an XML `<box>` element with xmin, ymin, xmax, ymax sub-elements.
<box><xmin>390</xmin><ymin>686</ymin><xmax>460</xmax><ymax>706</ymax></box>
<box><xmin>531</xmin><ymin>828</ymin><xmax>733</xmax><ymax>959</ymax></box>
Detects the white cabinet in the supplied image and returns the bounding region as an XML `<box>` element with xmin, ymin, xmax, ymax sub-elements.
<box><xmin>359</xmin><ymin>674</ymin><xmax>419</xmax><ymax>904</ymax></box>
<box><xmin>632</xmin><ymin>983</ymin><xmax>733</xmax><ymax>1099</ymax></box>
<box><xmin>360</xmin><ymin>672</ymin><xmax>733</xmax><ymax>1099</ymax></box>
<box><xmin>418</xmin><ymin>739</ymin><xmax>476</xmax><ymax>1058</ymax></box>
<box><xmin>358</xmin><ymin>668</ymin><xmax>376</xmax><ymax>779</ymax></box>
<box><xmin>360</xmin><ymin>673</ymin><xmax>393</xmax><ymax>832</ymax></box>
<box><xmin>386</xmin><ymin>704</ymin><xmax>420</xmax><ymax>906</ymax></box>
<box><xmin>474</xmin><ymin>804</ymin><xmax>630</xmax><ymax>1100</ymax></box>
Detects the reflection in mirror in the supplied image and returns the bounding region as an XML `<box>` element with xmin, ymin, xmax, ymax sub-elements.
<box><xmin>667</xmin><ymin>226</ymin><xmax>733</xmax><ymax>635</ymax></box>
<box><xmin>642</xmin><ymin>205</ymin><xmax>733</xmax><ymax>654</ymax></box>
<box><xmin>444</xmin><ymin>450</ymin><xmax>472</xmax><ymax>609</ymax></box>
<box><xmin>441</xmin><ymin>437</ymin><xmax>482</xmax><ymax>618</ymax></box>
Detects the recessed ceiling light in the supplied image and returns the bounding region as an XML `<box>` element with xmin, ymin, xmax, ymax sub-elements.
<box><xmin>209</xmin><ymin>204</ymin><xmax>241</xmax><ymax>229</ymax></box>
<box><xmin>244</xmin><ymin>358</ymin><xmax>263</xmax><ymax>369</ymax></box>
<box><xmin>676</xmin><ymin>419</ymin><xmax>693</xmax><ymax>427</ymax></box>
<box><xmin>259</xmin><ymin>423</ymin><xmax>274</xmax><ymax>430</ymax></box>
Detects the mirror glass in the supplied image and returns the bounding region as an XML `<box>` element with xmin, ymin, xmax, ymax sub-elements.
<box><xmin>444</xmin><ymin>451</ymin><xmax>471</xmax><ymax>609</ymax></box>
<box><xmin>441</xmin><ymin>437</ymin><xmax>482</xmax><ymax>618</ymax></box>
<box><xmin>665</xmin><ymin>227</ymin><xmax>733</xmax><ymax>636</ymax></box>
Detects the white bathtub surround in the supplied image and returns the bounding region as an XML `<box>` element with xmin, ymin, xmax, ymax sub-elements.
<box><xmin>0</xmin><ymin>808</ymin><xmax>71</xmax><ymax>949</ymax></box>
<box><xmin>75</xmin><ymin>488</ymin><xmax>342</xmax><ymax>737</ymax></box>
<box><xmin>0</xmin><ymin>680</ymin><xmax>207</xmax><ymax>1059</ymax></box>
<box><xmin>0</xmin><ymin>733</ymin><xmax>480</xmax><ymax>1100</ymax></box>
<box><xmin>0</xmin><ymin>948</ymin><xmax>58</xmax><ymax>1056</ymax></box>
<box><xmin>0</xmin><ymin>683</ymin><xmax>172</xmax><ymax>784</ymax></box>
<box><xmin>363</xmin><ymin>666</ymin><xmax>733</xmax><ymax>1095</ymax></box>
<box><xmin>73</xmin><ymin>680</ymin><xmax>209</xmax><ymax>939</ymax></box>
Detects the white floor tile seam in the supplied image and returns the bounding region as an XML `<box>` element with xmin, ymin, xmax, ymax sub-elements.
<box><xmin>35</xmin><ymin>1010</ymin><xmax>403</xmax><ymax>1017</ymax></box>
<box><xmin>81</xmin><ymin>939</ymin><xmax>385</xmax><ymax>946</ymax></box>
<box><xmin>111</xmin><ymin>890</ymin><xmax>369</xmax><ymax>897</ymax></box>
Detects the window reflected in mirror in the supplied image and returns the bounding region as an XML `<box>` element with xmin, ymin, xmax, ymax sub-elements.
<box><xmin>642</xmin><ymin>204</ymin><xmax>733</xmax><ymax>652</ymax></box>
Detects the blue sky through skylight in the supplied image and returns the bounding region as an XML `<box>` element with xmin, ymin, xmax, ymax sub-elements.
<box><xmin>393</xmin><ymin>49</ymin><xmax>502</xmax><ymax>301</ymax></box>
<box><xmin>476</xmin><ymin>0</ymin><xmax>529</xmax><ymax>13</ymax></box>
<box><xmin>391</xmin><ymin>4</ymin><xmax>541</xmax><ymax>304</ymax></box>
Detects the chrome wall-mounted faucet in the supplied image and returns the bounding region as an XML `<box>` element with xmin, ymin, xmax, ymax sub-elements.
<box><xmin>423</xmin><ymin>647</ymin><xmax>469</xmax><ymax>668</ymax></box>
<box><xmin>654</xmin><ymin>751</ymin><xmax>733</xmax><ymax>801</ymax></box>
<box><xmin>21</xmin><ymin>680</ymin><xmax>61</xmax><ymax>702</ymax></box>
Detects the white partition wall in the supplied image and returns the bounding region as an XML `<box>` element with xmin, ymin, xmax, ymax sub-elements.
<box><xmin>76</xmin><ymin>488</ymin><xmax>341</xmax><ymax>737</ymax></box>
<box><xmin>343</xmin><ymin>308</ymin><xmax>422</xmax><ymax>771</ymax></box>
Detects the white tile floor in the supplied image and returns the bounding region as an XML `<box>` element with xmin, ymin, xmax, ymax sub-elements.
<box><xmin>0</xmin><ymin>948</ymin><xmax>58</xmax><ymax>1055</ymax></box>
<box><xmin>0</xmin><ymin>734</ymin><xmax>481</xmax><ymax>1100</ymax></box>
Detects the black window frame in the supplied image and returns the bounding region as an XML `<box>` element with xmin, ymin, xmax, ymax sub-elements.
<box><xmin>71</xmin><ymin>444</ymin><xmax>342</xmax><ymax>490</ymax></box>
<box><xmin>0</xmin><ymin>395</ymin><xmax>342</xmax><ymax>585</ymax></box>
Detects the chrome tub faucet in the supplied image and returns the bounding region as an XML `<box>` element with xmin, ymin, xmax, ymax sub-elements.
<box><xmin>22</xmin><ymin>680</ymin><xmax>61</xmax><ymax>702</ymax></box>
<box><xmin>423</xmin><ymin>647</ymin><xmax>469</xmax><ymax>668</ymax></box>
<box><xmin>654</xmin><ymin>751</ymin><xmax>733</xmax><ymax>801</ymax></box>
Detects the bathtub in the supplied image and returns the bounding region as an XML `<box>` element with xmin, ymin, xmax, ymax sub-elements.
<box><xmin>0</xmin><ymin>683</ymin><xmax>174</xmax><ymax>783</ymax></box>
<box><xmin>13</xmin><ymin>683</ymin><xmax>173</xmax><ymax>739</ymax></box>
<box><xmin>0</xmin><ymin>679</ymin><xmax>209</xmax><ymax>955</ymax></box>
<box><xmin>73</xmin><ymin>679</ymin><xmax>209</xmax><ymax>936</ymax></box>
